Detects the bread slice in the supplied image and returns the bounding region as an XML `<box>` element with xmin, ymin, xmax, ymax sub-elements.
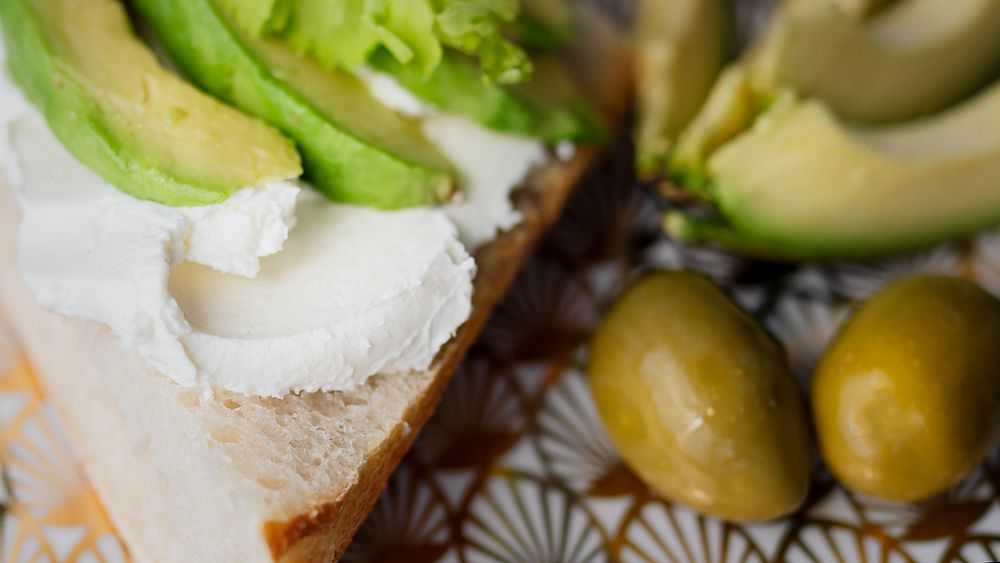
<box><xmin>0</xmin><ymin>11</ymin><xmax>631</xmax><ymax>562</ymax></box>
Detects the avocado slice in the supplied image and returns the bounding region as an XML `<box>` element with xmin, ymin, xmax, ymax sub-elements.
<box><xmin>669</xmin><ymin>65</ymin><xmax>765</xmax><ymax>192</ymax></box>
<box><xmin>513</xmin><ymin>0</ymin><xmax>573</xmax><ymax>50</ymax></box>
<box><xmin>0</xmin><ymin>0</ymin><xmax>301</xmax><ymax>206</ymax></box>
<box><xmin>133</xmin><ymin>0</ymin><xmax>456</xmax><ymax>209</ymax></box>
<box><xmin>826</xmin><ymin>0</ymin><xmax>895</xmax><ymax>18</ymax></box>
<box><xmin>668</xmin><ymin>80</ymin><xmax>1000</xmax><ymax>258</ymax></box>
<box><xmin>373</xmin><ymin>50</ymin><xmax>605</xmax><ymax>143</ymax></box>
<box><xmin>789</xmin><ymin>0</ymin><xmax>897</xmax><ymax>20</ymax></box>
<box><xmin>750</xmin><ymin>0</ymin><xmax>1000</xmax><ymax>123</ymax></box>
<box><xmin>634</xmin><ymin>0</ymin><xmax>729</xmax><ymax>176</ymax></box>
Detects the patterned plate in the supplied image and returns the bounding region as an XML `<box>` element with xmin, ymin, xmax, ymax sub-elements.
<box><xmin>6</xmin><ymin>1</ymin><xmax>1000</xmax><ymax>562</ymax></box>
<box><xmin>342</xmin><ymin>136</ymin><xmax>1000</xmax><ymax>563</ymax></box>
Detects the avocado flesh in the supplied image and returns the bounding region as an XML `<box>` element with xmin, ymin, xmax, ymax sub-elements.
<box><xmin>514</xmin><ymin>0</ymin><xmax>573</xmax><ymax>50</ymax></box>
<box><xmin>0</xmin><ymin>0</ymin><xmax>301</xmax><ymax>206</ymax></box>
<box><xmin>374</xmin><ymin>50</ymin><xmax>605</xmax><ymax>143</ymax></box>
<box><xmin>634</xmin><ymin>0</ymin><xmax>729</xmax><ymax>176</ymax></box>
<box><xmin>669</xmin><ymin>66</ymin><xmax>762</xmax><ymax>191</ymax></box>
<box><xmin>687</xmin><ymin>80</ymin><xmax>1000</xmax><ymax>258</ymax></box>
<box><xmin>751</xmin><ymin>0</ymin><xmax>1000</xmax><ymax>123</ymax></box>
<box><xmin>133</xmin><ymin>0</ymin><xmax>456</xmax><ymax>209</ymax></box>
<box><xmin>790</xmin><ymin>0</ymin><xmax>897</xmax><ymax>19</ymax></box>
<box><xmin>828</xmin><ymin>0</ymin><xmax>895</xmax><ymax>18</ymax></box>
<box><xmin>245</xmin><ymin>36</ymin><xmax>456</xmax><ymax>203</ymax></box>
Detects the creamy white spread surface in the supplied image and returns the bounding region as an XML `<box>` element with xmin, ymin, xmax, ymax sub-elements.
<box><xmin>12</xmin><ymin>113</ymin><xmax>294</xmax><ymax>385</ymax></box>
<box><xmin>358</xmin><ymin>68</ymin><xmax>548</xmax><ymax>249</ymax></box>
<box><xmin>7</xmin><ymin>111</ymin><xmax>476</xmax><ymax>397</ymax></box>
<box><xmin>0</xmin><ymin>42</ymin><xmax>547</xmax><ymax>397</ymax></box>
<box><xmin>170</xmin><ymin>192</ymin><xmax>475</xmax><ymax>395</ymax></box>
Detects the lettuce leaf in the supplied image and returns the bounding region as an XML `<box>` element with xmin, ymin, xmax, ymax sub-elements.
<box><xmin>212</xmin><ymin>0</ymin><xmax>288</xmax><ymax>35</ymax></box>
<box><xmin>434</xmin><ymin>0</ymin><xmax>530</xmax><ymax>83</ymax></box>
<box><xmin>272</xmin><ymin>0</ymin><xmax>439</xmax><ymax>75</ymax></box>
<box><xmin>213</xmin><ymin>0</ymin><xmax>531</xmax><ymax>83</ymax></box>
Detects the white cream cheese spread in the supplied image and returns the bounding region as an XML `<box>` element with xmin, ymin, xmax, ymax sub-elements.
<box><xmin>358</xmin><ymin>68</ymin><xmax>548</xmax><ymax>249</ymax></box>
<box><xmin>11</xmin><ymin>113</ymin><xmax>296</xmax><ymax>385</ymax></box>
<box><xmin>170</xmin><ymin>192</ymin><xmax>475</xmax><ymax>395</ymax></box>
<box><xmin>0</xmin><ymin>42</ymin><xmax>545</xmax><ymax>397</ymax></box>
<box><xmin>8</xmin><ymin>113</ymin><xmax>476</xmax><ymax>396</ymax></box>
<box><xmin>429</xmin><ymin>115</ymin><xmax>547</xmax><ymax>248</ymax></box>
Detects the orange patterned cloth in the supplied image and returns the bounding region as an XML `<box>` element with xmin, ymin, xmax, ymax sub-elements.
<box><xmin>0</xmin><ymin>338</ymin><xmax>127</xmax><ymax>563</ymax></box>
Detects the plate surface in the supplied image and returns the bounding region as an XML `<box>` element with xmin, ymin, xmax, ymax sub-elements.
<box><xmin>6</xmin><ymin>140</ymin><xmax>1000</xmax><ymax>562</ymax></box>
<box><xmin>341</xmin><ymin>142</ymin><xmax>1000</xmax><ymax>563</ymax></box>
<box><xmin>5</xmin><ymin>1</ymin><xmax>1000</xmax><ymax>561</ymax></box>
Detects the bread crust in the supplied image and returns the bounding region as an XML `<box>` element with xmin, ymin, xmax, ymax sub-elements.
<box><xmin>263</xmin><ymin>149</ymin><xmax>601</xmax><ymax>561</ymax></box>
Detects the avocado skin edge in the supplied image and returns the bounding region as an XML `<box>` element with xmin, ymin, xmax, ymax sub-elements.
<box><xmin>133</xmin><ymin>0</ymin><xmax>456</xmax><ymax>210</ymax></box>
<box><xmin>634</xmin><ymin>0</ymin><xmax>732</xmax><ymax>179</ymax></box>
<box><xmin>665</xmin><ymin>196</ymin><xmax>996</xmax><ymax>261</ymax></box>
<box><xmin>0</xmin><ymin>0</ymin><xmax>247</xmax><ymax>206</ymax></box>
<box><xmin>374</xmin><ymin>50</ymin><xmax>607</xmax><ymax>145</ymax></box>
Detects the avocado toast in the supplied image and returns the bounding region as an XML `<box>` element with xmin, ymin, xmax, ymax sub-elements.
<box><xmin>0</xmin><ymin>0</ymin><xmax>630</xmax><ymax>560</ymax></box>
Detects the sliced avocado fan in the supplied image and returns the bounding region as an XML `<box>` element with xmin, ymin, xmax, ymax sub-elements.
<box><xmin>666</xmin><ymin>80</ymin><xmax>1000</xmax><ymax>258</ymax></box>
<box><xmin>133</xmin><ymin>0</ymin><xmax>457</xmax><ymax>210</ymax></box>
<box><xmin>667</xmin><ymin>0</ymin><xmax>1000</xmax><ymax>190</ymax></box>
<box><xmin>0</xmin><ymin>0</ymin><xmax>301</xmax><ymax>206</ymax></box>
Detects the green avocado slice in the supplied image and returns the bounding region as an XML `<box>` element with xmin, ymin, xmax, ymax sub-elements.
<box><xmin>750</xmin><ymin>0</ymin><xmax>1000</xmax><ymax>123</ymax></box>
<box><xmin>668</xmin><ymin>80</ymin><xmax>1000</xmax><ymax>258</ymax></box>
<box><xmin>669</xmin><ymin>0</ymin><xmax>1000</xmax><ymax>191</ymax></box>
<box><xmin>818</xmin><ymin>0</ymin><xmax>896</xmax><ymax>18</ymax></box>
<box><xmin>133</xmin><ymin>0</ymin><xmax>456</xmax><ymax>209</ymax></box>
<box><xmin>373</xmin><ymin>50</ymin><xmax>606</xmax><ymax>144</ymax></box>
<box><xmin>0</xmin><ymin>0</ymin><xmax>301</xmax><ymax>206</ymax></box>
<box><xmin>788</xmin><ymin>0</ymin><xmax>897</xmax><ymax>20</ymax></box>
<box><xmin>669</xmin><ymin>66</ymin><xmax>774</xmax><ymax>193</ymax></box>
<box><xmin>634</xmin><ymin>0</ymin><xmax>729</xmax><ymax>177</ymax></box>
<box><xmin>513</xmin><ymin>0</ymin><xmax>574</xmax><ymax>50</ymax></box>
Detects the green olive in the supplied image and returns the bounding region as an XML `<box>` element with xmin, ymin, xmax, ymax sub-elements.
<box><xmin>588</xmin><ymin>271</ymin><xmax>811</xmax><ymax>521</ymax></box>
<box><xmin>814</xmin><ymin>275</ymin><xmax>1000</xmax><ymax>502</ymax></box>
